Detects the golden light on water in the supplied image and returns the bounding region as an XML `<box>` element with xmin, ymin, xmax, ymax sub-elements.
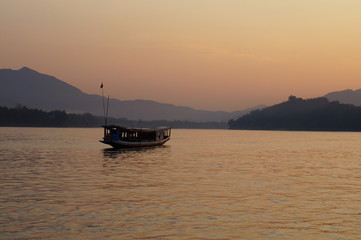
<box><xmin>1</xmin><ymin>128</ymin><xmax>361</xmax><ymax>239</ymax></box>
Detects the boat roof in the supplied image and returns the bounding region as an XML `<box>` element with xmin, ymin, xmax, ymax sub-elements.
<box><xmin>102</xmin><ymin>125</ymin><xmax>171</xmax><ymax>131</ymax></box>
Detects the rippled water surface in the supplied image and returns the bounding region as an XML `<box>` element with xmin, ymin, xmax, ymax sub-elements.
<box><xmin>1</xmin><ymin>128</ymin><xmax>361</xmax><ymax>239</ymax></box>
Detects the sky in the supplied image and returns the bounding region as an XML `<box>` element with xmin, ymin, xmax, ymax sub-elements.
<box><xmin>2</xmin><ymin>0</ymin><xmax>361</xmax><ymax>111</ymax></box>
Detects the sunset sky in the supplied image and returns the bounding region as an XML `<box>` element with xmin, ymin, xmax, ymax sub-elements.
<box><xmin>2</xmin><ymin>0</ymin><xmax>361</xmax><ymax>111</ymax></box>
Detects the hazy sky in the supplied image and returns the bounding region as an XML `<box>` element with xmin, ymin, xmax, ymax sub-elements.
<box><xmin>2</xmin><ymin>0</ymin><xmax>361</xmax><ymax>111</ymax></box>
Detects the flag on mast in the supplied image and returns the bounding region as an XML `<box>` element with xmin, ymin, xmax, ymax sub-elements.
<box><xmin>100</xmin><ymin>83</ymin><xmax>103</xmax><ymax>88</ymax></box>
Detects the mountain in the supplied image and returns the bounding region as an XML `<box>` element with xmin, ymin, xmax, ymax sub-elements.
<box><xmin>0</xmin><ymin>67</ymin><xmax>259</xmax><ymax>122</ymax></box>
<box><xmin>229</xmin><ymin>95</ymin><xmax>361</xmax><ymax>131</ymax></box>
<box><xmin>324</xmin><ymin>89</ymin><xmax>361</xmax><ymax>106</ymax></box>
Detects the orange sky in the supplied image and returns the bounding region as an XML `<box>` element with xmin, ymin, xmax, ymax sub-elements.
<box><xmin>2</xmin><ymin>0</ymin><xmax>361</xmax><ymax>111</ymax></box>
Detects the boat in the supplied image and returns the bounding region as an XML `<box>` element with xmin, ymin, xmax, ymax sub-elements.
<box><xmin>100</xmin><ymin>125</ymin><xmax>171</xmax><ymax>148</ymax></box>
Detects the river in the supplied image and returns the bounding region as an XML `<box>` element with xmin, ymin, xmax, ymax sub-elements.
<box><xmin>1</xmin><ymin>128</ymin><xmax>361</xmax><ymax>239</ymax></box>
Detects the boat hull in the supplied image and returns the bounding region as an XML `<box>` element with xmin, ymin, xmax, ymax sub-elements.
<box><xmin>100</xmin><ymin>138</ymin><xmax>170</xmax><ymax>148</ymax></box>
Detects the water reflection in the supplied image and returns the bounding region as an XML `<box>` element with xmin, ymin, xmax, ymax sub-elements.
<box><xmin>3</xmin><ymin>128</ymin><xmax>361</xmax><ymax>239</ymax></box>
<box><xmin>101</xmin><ymin>146</ymin><xmax>171</xmax><ymax>175</ymax></box>
<box><xmin>102</xmin><ymin>145</ymin><xmax>170</xmax><ymax>159</ymax></box>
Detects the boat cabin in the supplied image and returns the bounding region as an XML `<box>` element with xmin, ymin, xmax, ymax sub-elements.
<box><xmin>101</xmin><ymin>125</ymin><xmax>171</xmax><ymax>148</ymax></box>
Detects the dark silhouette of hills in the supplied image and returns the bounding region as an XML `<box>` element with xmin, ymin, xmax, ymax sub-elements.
<box><xmin>0</xmin><ymin>67</ymin><xmax>260</xmax><ymax>122</ymax></box>
<box><xmin>229</xmin><ymin>96</ymin><xmax>361</xmax><ymax>131</ymax></box>
<box><xmin>0</xmin><ymin>105</ymin><xmax>227</xmax><ymax>128</ymax></box>
<box><xmin>324</xmin><ymin>89</ymin><xmax>361</xmax><ymax>106</ymax></box>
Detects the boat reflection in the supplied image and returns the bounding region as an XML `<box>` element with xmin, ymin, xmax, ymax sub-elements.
<box><xmin>101</xmin><ymin>145</ymin><xmax>171</xmax><ymax>175</ymax></box>
<box><xmin>102</xmin><ymin>145</ymin><xmax>170</xmax><ymax>159</ymax></box>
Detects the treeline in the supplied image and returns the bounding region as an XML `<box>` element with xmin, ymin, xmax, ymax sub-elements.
<box><xmin>0</xmin><ymin>105</ymin><xmax>227</xmax><ymax>129</ymax></box>
<box><xmin>228</xmin><ymin>96</ymin><xmax>361</xmax><ymax>131</ymax></box>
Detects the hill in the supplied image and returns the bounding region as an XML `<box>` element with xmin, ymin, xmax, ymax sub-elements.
<box><xmin>0</xmin><ymin>67</ymin><xmax>258</xmax><ymax>122</ymax></box>
<box><xmin>228</xmin><ymin>96</ymin><xmax>361</xmax><ymax>131</ymax></box>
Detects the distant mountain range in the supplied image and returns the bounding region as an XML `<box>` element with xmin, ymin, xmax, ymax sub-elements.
<box><xmin>324</xmin><ymin>89</ymin><xmax>361</xmax><ymax>106</ymax></box>
<box><xmin>0</xmin><ymin>67</ymin><xmax>261</xmax><ymax>122</ymax></box>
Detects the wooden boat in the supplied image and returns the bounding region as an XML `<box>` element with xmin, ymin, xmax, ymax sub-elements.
<box><xmin>100</xmin><ymin>125</ymin><xmax>171</xmax><ymax>148</ymax></box>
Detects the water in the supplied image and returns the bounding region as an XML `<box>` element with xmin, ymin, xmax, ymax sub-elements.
<box><xmin>1</xmin><ymin>128</ymin><xmax>361</xmax><ymax>239</ymax></box>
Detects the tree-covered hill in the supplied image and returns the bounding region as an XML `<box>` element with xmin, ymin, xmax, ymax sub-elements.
<box><xmin>228</xmin><ymin>96</ymin><xmax>361</xmax><ymax>131</ymax></box>
<box><xmin>0</xmin><ymin>105</ymin><xmax>101</xmax><ymax>127</ymax></box>
<box><xmin>0</xmin><ymin>105</ymin><xmax>227</xmax><ymax>129</ymax></box>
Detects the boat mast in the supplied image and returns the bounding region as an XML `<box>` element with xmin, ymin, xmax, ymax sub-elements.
<box><xmin>101</xmin><ymin>82</ymin><xmax>106</xmax><ymax>126</ymax></box>
<box><xmin>105</xmin><ymin>95</ymin><xmax>110</xmax><ymax>126</ymax></box>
